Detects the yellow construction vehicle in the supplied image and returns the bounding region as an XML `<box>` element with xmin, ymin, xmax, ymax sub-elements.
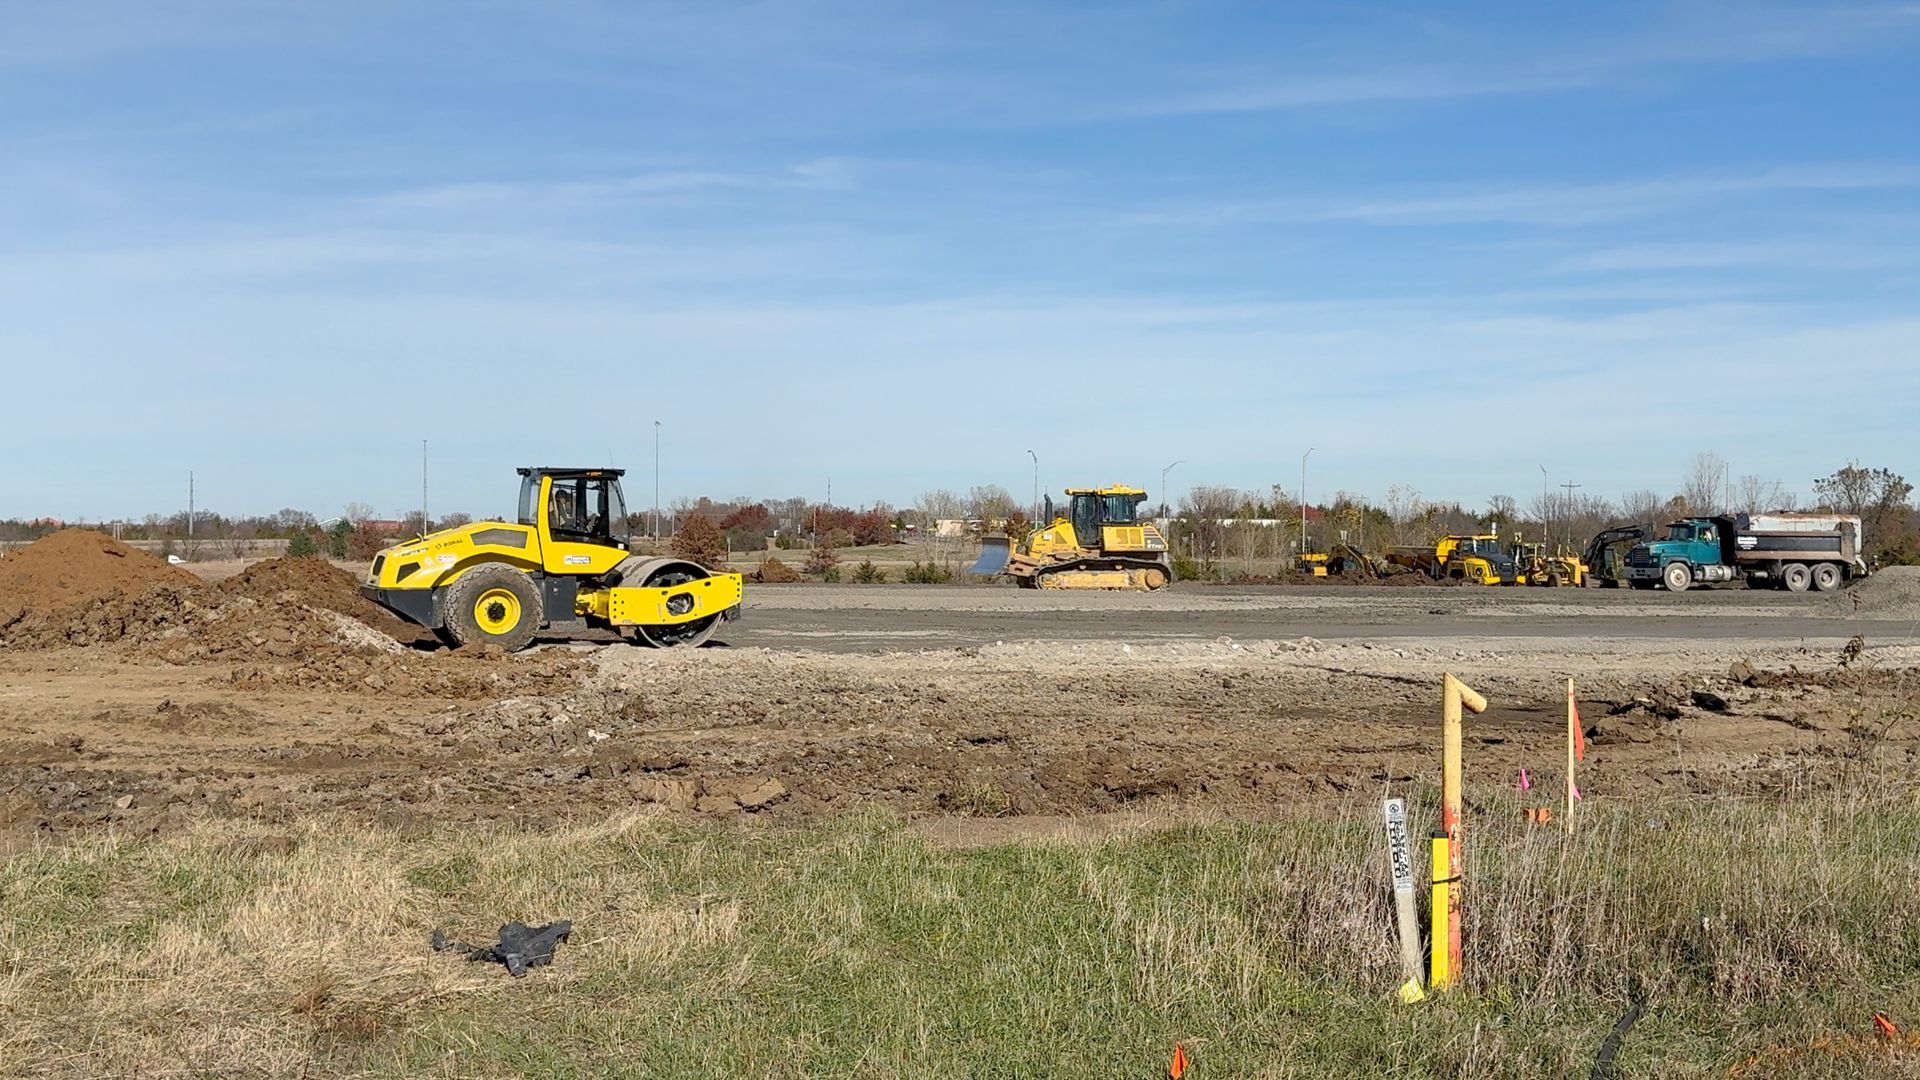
<box><xmin>1508</xmin><ymin>537</ymin><xmax>1590</xmax><ymax>587</ymax></box>
<box><xmin>1387</xmin><ymin>535</ymin><xmax>1522</xmax><ymax>585</ymax></box>
<box><xmin>360</xmin><ymin>467</ymin><xmax>743</xmax><ymax>651</ymax></box>
<box><xmin>968</xmin><ymin>484</ymin><xmax>1172</xmax><ymax>590</ymax></box>
<box><xmin>1299</xmin><ymin>542</ymin><xmax>1390</xmax><ymax>579</ymax></box>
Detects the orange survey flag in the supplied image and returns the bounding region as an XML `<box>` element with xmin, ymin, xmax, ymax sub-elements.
<box><xmin>1169</xmin><ymin>1043</ymin><xmax>1190</xmax><ymax>1078</ymax></box>
<box><xmin>1569</xmin><ymin>687</ymin><xmax>1586</xmax><ymax>761</ymax></box>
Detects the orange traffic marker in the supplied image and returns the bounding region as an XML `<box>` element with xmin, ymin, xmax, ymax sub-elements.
<box><xmin>1169</xmin><ymin>1042</ymin><xmax>1190</xmax><ymax>1078</ymax></box>
<box><xmin>1874</xmin><ymin>1012</ymin><xmax>1900</xmax><ymax>1039</ymax></box>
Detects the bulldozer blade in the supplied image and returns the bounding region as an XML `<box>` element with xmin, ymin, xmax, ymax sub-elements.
<box><xmin>967</xmin><ymin>536</ymin><xmax>1012</xmax><ymax>576</ymax></box>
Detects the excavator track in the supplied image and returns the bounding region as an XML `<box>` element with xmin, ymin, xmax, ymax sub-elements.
<box><xmin>1027</xmin><ymin>558</ymin><xmax>1172</xmax><ymax>591</ymax></box>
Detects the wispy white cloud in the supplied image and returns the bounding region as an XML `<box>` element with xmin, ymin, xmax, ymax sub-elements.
<box><xmin>1106</xmin><ymin>4</ymin><xmax>1920</xmax><ymax>120</ymax></box>
<box><xmin>1560</xmin><ymin>241</ymin><xmax>1918</xmax><ymax>272</ymax></box>
<box><xmin>1126</xmin><ymin>165</ymin><xmax>1920</xmax><ymax>229</ymax></box>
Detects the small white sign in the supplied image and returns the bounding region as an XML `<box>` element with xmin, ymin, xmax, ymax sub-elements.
<box><xmin>563</xmin><ymin>554</ymin><xmax>592</xmax><ymax>565</ymax></box>
<box><xmin>1383</xmin><ymin>797</ymin><xmax>1415</xmax><ymax>893</ymax></box>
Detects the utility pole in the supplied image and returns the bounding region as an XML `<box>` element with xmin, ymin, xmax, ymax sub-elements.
<box><xmin>187</xmin><ymin>471</ymin><xmax>194</xmax><ymax>541</ymax></box>
<box><xmin>1301</xmin><ymin>447</ymin><xmax>1315</xmax><ymax>556</ymax></box>
<box><xmin>652</xmin><ymin>420</ymin><xmax>661</xmax><ymax>539</ymax></box>
<box><xmin>421</xmin><ymin>439</ymin><xmax>428</xmax><ymax>535</ymax></box>
<box><xmin>1559</xmin><ymin>481</ymin><xmax>1582</xmax><ymax>550</ymax></box>
<box><xmin>1027</xmin><ymin>449</ymin><xmax>1039</xmax><ymax>521</ymax></box>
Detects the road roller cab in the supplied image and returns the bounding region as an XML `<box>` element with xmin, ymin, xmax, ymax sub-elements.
<box><xmin>360</xmin><ymin>467</ymin><xmax>742</xmax><ymax>651</ymax></box>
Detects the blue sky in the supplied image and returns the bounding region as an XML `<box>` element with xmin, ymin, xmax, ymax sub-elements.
<box><xmin>4</xmin><ymin>1</ymin><xmax>1918</xmax><ymax>521</ymax></box>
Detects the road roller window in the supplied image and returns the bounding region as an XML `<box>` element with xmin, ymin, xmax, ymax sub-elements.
<box><xmin>550</xmin><ymin>476</ymin><xmax>626</xmax><ymax>546</ymax></box>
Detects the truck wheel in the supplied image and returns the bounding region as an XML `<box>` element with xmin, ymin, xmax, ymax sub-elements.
<box><xmin>1662</xmin><ymin>562</ymin><xmax>1691</xmax><ymax>592</ymax></box>
<box><xmin>443</xmin><ymin>565</ymin><xmax>543</xmax><ymax>652</ymax></box>
<box><xmin>1810</xmin><ymin>563</ymin><xmax>1841</xmax><ymax>592</ymax></box>
<box><xmin>1780</xmin><ymin>563</ymin><xmax>1812</xmax><ymax>593</ymax></box>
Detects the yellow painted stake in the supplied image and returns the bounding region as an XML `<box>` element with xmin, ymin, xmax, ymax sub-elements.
<box><xmin>1440</xmin><ymin>673</ymin><xmax>1488</xmax><ymax>988</ymax></box>
<box><xmin>1429</xmin><ymin>834</ymin><xmax>1451</xmax><ymax>989</ymax></box>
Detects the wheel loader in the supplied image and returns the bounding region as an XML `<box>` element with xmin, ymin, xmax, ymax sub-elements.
<box><xmin>360</xmin><ymin>467</ymin><xmax>742</xmax><ymax>652</ymax></box>
<box><xmin>967</xmin><ymin>485</ymin><xmax>1172</xmax><ymax>590</ymax></box>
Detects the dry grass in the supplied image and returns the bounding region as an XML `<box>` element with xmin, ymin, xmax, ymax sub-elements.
<box><xmin>3</xmin><ymin>784</ymin><xmax>1919</xmax><ymax>1077</ymax></box>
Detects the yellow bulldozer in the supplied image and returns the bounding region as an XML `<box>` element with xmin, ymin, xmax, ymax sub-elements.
<box><xmin>360</xmin><ymin>466</ymin><xmax>743</xmax><ymax>651</ymax></box>
<box><xmin>1387</xmin><ymin>534</ymin><xmax>1523</xmax><ymax>585</ymax></box>
<box><xmin>968</xmin><ymin>484</ymin><xmax>1172</xmax><ymax>590</ymax></box>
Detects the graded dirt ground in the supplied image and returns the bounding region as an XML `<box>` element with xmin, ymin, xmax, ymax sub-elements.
<box><xmin>4</xmin><ymin>549</ymin><xmax>1917</xmax><ymax>844</ymax></box>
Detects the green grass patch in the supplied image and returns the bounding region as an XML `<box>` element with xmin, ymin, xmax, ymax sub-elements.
<box><xmin>4</xmin><ymin>792</ymin><xmax>1920</xmax><ymax>1077</ymax></box>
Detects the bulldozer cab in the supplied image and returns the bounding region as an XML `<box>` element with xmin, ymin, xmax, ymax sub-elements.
<box><xmin>1066</xmin><ymin>487</ymin><xmax>1143</xmax><ymax>539</ymax></box>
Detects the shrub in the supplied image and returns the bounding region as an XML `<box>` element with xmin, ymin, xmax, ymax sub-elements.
<box><xmin>822</xmin><ymin>566</ymin><xmax>842</xmax><ymax>583</ymax></box>
<box><xmin>327</xmin><ymin>520</ymin><xmax>353</xmax><ymax>559</ymax></box>
<box><xmin>671</xmin><ymin>516</ymin><xmax>729</xmax><ymax>567</ymax></box>
<box><xmin>804</xmin><ymin>543</ymin><xmax>841</xmax><ymax>577</ymax></box>
<box><xmin>1171</xmin><ymin>554</ymin><xmax>1202</xmax><ymax>581</ymax></box>
<box><xmin>347</xmin><ymin>521</ymin><xmax>389</xmax><ymax>559</ymax></box>
<box><xmin>903</xmin><ymin>560</ymin><xmax>953</xmax><ymax>584</ymax></box>
<box><xmin>286</xmin><ymin>532</ymin><xmax>319</xmax><ymax>558</ymax></box>
<box><xmin>852</xmin><ymin>559</ymin><xmax>886</xmax><ymax>584</ymax></box>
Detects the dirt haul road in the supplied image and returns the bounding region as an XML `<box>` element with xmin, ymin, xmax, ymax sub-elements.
<box><xmin>3</xmin><ymin>535</ymin><xmax>1918</xmax><ymax>843</ymax></box>
<box><xmin>725</xmin><ymin>583</ymin><xmax>1920</xmax><ymax>652</ymax></box>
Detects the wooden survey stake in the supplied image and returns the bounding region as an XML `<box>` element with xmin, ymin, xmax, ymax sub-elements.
<box><xmin>1382</xmin><ymin>797</ymin><xmax>1425</xmax><ymax>1003</ymax></box>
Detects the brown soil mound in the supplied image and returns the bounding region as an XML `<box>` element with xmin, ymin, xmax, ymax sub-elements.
<box><xmin>0</xmin><ymin>530</ymin><xmax>201</xmax><ymax>630</ymax></box>
<box><xmin>752</xmin><ymin>556</ymin><xmax>803</xmax><ymax>583</ymax></box>
<box><xmin>219</xmin><ymin>556</ymin><xmax>424</xmax><ymax>643</ymax></box>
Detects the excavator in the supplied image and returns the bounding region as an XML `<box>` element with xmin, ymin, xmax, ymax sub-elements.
<box><xmin>967</xmin><ymin>484</ymin><xmax>1173</xmax><ymax>590</ymax></box>
<box><xmin>1300</xmin><ymin>542</ymin><xmax>1391</xmax><ymax>578</ymax></box>
<box><xmin>1582</xmin><ymin>523</ymin><xmax>1658</xmax><ymax>588</ymax></box>
<box><xmin>360</xmin><ymin>467</ymin><xmax>743</xmax><ymax>651</ymax></box>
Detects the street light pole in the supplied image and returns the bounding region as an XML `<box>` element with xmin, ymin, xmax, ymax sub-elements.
<box><xmin>1538</xmin><ymin>464</ymin><xmax>1548</xmax><ymax>547</ymax></box>
<box><xmin>1301</xmin><ymin>448</ymin><xmax>1315</xmax><ymax>555</ymax></box>
<box><xmin>1027</xmin><ymin>449</ymin><xmax>1039</xmax><ymax>521</ymax></box>
<box><xmin>1160</xmin><ymin>460</ymin><xmax>1184</xmax><ymax>517</ymax></box>
<box><xmin>653</xmin><ymin>420</ymin><xmax>661</xmax><ymax>539</ymax></box>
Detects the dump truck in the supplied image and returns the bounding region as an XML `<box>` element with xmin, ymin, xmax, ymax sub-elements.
<box><xmin>1387</xmin><ymin>535</ymin><xmax>1522</xmax><ymax>585</ymax></box>
<box><xmin>1623</xmin><ymin>513</ymin><xmax>1867</xmax><ymax>592</ymax></box>
<box><xmin>361</xmin><ymin>466</ymin><xmax>743</xmax><ymax>650</ymax></box>
<box><xmin>968</xmin><ymin>485</ymin><xmax>1172</xmax><ymax>590</ymax></box>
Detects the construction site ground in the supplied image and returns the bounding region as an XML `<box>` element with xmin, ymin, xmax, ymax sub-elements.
<box><xmin>5</xmin><ymin>536</ymin><xmax>1918</xmax><ymax>845</ymax></box>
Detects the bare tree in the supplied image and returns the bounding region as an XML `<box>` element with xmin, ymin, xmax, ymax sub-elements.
<box><xmin>1681</xmin><ymin>452</ymin><xmax>1728</xmax><ymax>514</ymax></box>
<box><xmin>966</xmin><ymin>484</ymin><xmax>1018</xmax><ymax>523</ymax></box>
<box><xmin>342</xmin><ymin>501</ymin><xmax>376</xmax><ymax>525</ymax></box>
<box><xmin>1813</xmin><ymin>462</ymin><xmax>1914</xmax><ymax>552</ymax></box>
<box><xmin>1484</xmin><ymin>495</ymin><xmax>1518</xmax><ymax>533</ymax></box>
<box><xmin>1617</xmin><ymin>488</ymin><xmax>1668</xmax><ymax>525</ymax></box>
<box><xmin>1735</xmin><ymin>475</ymin><xmax>1793</xmax><ymax>515</ymax></box>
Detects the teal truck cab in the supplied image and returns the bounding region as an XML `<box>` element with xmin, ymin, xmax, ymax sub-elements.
<box><xmin>1625</xmin><ymin>513</ymin><xmax>1867</xmax><ymax>593</ymax></box>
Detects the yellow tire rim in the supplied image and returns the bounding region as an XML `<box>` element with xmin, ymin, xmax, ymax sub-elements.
<box><xmin>473</xmin><ymin>587</ymin><xmax>522</xmax><ymax>634</ymax></box>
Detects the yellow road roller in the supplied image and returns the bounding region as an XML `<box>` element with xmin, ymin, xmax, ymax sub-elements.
<box><xmin>360</xmin><ymin>467</ymin><xmax>742</xmax><ymax>651</ymax></box>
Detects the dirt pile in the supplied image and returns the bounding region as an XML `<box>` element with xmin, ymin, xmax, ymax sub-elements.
<box><xmin>0</xmin><ymin>530</ymin><xmax>202</xmax><ymax>632</ymax></box>
<box><xmin>752</xmin><ymin>556</ymin><xmax>803</xmax><ymax>583</ymax></box>
<box><xmin>1845</xmin><ymin>565</ymin><xmax>1920</xmax><ymax>619</ymax></box>
<box><xmin>219</xmin><ymin>556</ymin><xmax>423</xmax><ymax>643</ymax></box>
<box><xmin>0</xmin><ymin>535</ymin><xmax>407</xmax><ymax>659</ymax></box>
